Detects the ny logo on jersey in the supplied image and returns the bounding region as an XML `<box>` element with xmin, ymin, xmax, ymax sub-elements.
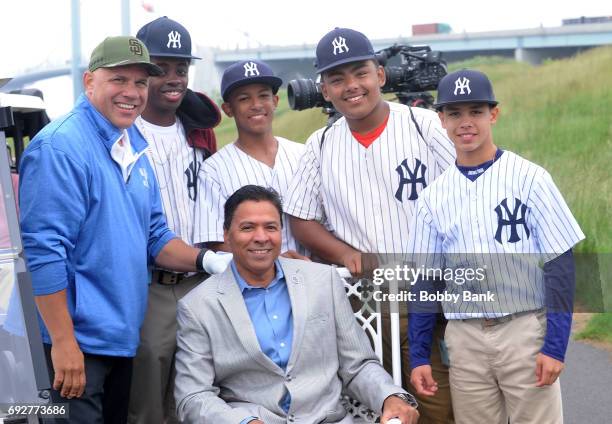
<box><xmin>243</xmin><ymin>61</ymin><xmax>260</xmax><ymax>77</ymax></box>
<box><xmin>454</xmin><ymin>77</ymin><xmax>471</xmax><ymax>95</ymax></box>
<box><xmin>395</xmin><ymin>158</ymin><xmax>427</xmax><ymax>201</ymax></box>
<box><xmin>184</xmin><ymin>159</ymin><xmax>202</xmax><ymax>201</ymax></box>
<box><xmin>494</xmin><ymin>198</ymin><xmax>530</xmax><ymax>244</ymax></box>
<box><xmin>332</xmin><ymin>36</ymin><xmax>349</xmax><ymax>55</ymax></box>
<box><xmin>139</xmin><ymin>167</ymin><xmax>149</xmax><ymax>188</ymax></box>
<box><xmin>167</xmin><ymin>31</ymin><xmax>182</xmax><ymax>49</ymax></box>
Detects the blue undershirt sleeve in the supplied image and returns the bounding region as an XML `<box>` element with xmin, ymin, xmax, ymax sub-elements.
<box><xmin>408</xmin><ymin>277</ymin><xmax>441</xmax><ymax>368</ymax></box>
<box><xmin>541</xmin><ymin>249</ymin><xmax>575</xmax><ymax>362</ymax></box>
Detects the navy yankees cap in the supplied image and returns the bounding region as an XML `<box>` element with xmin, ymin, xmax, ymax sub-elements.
<box><xmin>315</xmin><ymin>27</ymin><xmax>377</xmax><ymax>74</ymax></box>
<box><xmin>220</xmin><ymin>60</ymin><xmax>283</xmax><ymax>101</ymax></box>
<box><xmin>136</xmin><ymin>16</ymin><xmax>201</xmax><ymax>60</ymax></box>
<box><xmin>434</xmin><ymin>69</ymin><xmax>498</xmax><ymax>110</ymax></box>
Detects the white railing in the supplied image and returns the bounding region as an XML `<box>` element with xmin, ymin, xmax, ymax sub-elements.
<box><xmin>336</xmin><ymin>267</ymin><xmax>403</xmax><ymax>423</ymax></box>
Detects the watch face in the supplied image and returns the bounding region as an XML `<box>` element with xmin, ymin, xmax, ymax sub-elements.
<box><xmin>393</xmin><ymin>393</ymin><xmax>418</xmax><ymax>408</ymax></box>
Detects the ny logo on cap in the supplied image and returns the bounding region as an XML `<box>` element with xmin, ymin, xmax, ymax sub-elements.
<box><xmin>332</xmin><ymin>36</ymin><xmax>349</xmax><ymax>55</ymax></box>
<box><xmin>454</xmin><ymin>77</ymin><xmax>471</xmax><ymax>95</ymax></box>
<box><xmin>167</xmin><ymin>31</ymin><xmax>182</xmax><ymax>49</ymax></box>
<box><xmin>243</xmin><ymin>61</ymin><xmax>260</xmax><ymax>77</ymax></box>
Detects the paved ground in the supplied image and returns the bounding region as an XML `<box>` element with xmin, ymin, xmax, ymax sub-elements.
<box><xmin>561</xmin><ymin>339</ymin><xmax>612</xmax><ymax>424</ymax></box>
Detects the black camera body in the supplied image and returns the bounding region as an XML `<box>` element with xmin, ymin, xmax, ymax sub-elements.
<box><xmin>287</xmin><ymin>44</ymin><xmax>447</xmax><ymax>114</ymax></box>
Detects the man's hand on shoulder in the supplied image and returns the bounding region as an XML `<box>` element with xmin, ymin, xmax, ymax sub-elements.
<box><xmin>410</xmin><ymin>364</ymin><xmax>438</xmax><ymax>396</ymax></box>
<box><xmin>535</xmin><ymin>352</ymin><xmax>564</xmax><ymax>387</ymax></box>
<box><xmin>381</xmin><ymin>394</ymin><xmax>419</xmax><ymax>424</ymax></box>
<box><xmin>341</xmin><ymin>249</ymin><xmax>378</xmax><ymax>277</ymax></box>
<box><xmin>280</xmin><ymin>250</ymin><xmax>311</xmax><ymax>261</ymax></box>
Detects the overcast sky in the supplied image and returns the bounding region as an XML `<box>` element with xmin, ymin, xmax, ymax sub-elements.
<box><xmin>1</xmin><ymin>0</ymin><xmax>610</xmax><ymax>76</ymax></box>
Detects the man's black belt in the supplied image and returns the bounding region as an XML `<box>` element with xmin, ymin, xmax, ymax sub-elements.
<box><xmin>152</xmin><ymin>269</ymin><xmax>186</xmax><ymax>285</ymax></box>
<box><xmin>461</xmin><ymin>308</ymin><xmax>544</xmax><ymax>328</ymax></box>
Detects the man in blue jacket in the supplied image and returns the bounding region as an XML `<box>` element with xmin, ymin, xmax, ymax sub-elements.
<box><xmin>18</xmin><ymin>35</ymin><xmax>230</xmax><ymax>424</ymax></box>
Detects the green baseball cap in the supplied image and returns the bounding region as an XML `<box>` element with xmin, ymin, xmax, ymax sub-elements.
<box><xmin>88</xmin><ymin>36</ymin><xmax>163</xmax><ymax>76</ymax></box>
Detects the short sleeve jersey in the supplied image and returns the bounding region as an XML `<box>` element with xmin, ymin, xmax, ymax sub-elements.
<box><xmin>136</xmin><ymin>116</ymin><xmax>206</xmax><ymax>245</ymax></box>
<box><xmin>407</xmin><ymin>151</ymin><xmax>585</xmax><ymax>317</ymax></box>
<box><xmin>284</xmin><ymin>101</ymin><xmax>455</xmax><ymax>254</ymax></box>
<box><xmin>198</xmin><ymin>137</ymin><xmax>305</xmax><ymax>253</ymax></box>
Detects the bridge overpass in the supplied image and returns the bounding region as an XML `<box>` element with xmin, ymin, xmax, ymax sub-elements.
<box><xmin>194</xmin><ymin>22</ymin><xmax>612</xmax><ymax>94</ymax></box>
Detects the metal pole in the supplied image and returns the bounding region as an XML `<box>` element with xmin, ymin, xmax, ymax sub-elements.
<box><xmin>70</xmin><ymin>0</ymin><xmax>82</xmax><ymax>102</ymax></box>
<box><xmin>121</xmin><ymin>0</ymin><xmax>131</xmax><ymax>36</ymax></box>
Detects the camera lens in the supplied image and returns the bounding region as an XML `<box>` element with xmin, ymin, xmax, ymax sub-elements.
<box><xmin>288</xmin><ymin>79</ymin><xmax>321</xmax><ymax>111</ymax></box>
<box><xmin>383</xmin><ymin>66</ymin><xmax>404</xmax><ymax>92</ymax></box>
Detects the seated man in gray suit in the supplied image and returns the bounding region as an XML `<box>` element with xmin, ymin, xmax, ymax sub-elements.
<box><xmin>174</xmin><ymin>185</ymin><xmax>419</xmax><ymax>424</ymax></box>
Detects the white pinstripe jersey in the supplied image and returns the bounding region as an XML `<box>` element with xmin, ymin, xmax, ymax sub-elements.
<box><xmin>284</xmin><ymin>101</ymin><xmax>455</xmax><ymax>254</ymax></box>
<box><xmin>136</xmin><ymin>116</ymin><xmax>204</xmax><ymax>245</ymax></box>
<box><xmin>198</xmin><ymin>137</ymin><xmax>305</xmax><ymax>253</ymax></box>
<box><xmin>407</xmin><ymin>151</ymin><xmax>585</xmax><ymax>317</ymax></box>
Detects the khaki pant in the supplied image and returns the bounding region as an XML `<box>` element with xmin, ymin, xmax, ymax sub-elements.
<box><xmin>128</xmin><ymin>274</ymin><xmax>205</xmax><ymax>424</ymax></box>
<box><xmin>445</xmin><ymin>311</ymin><xmax>563</xmax><ymax>424</ymax></box>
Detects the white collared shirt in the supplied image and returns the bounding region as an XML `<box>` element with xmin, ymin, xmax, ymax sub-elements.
<box><xmin>110</xmin><ymin>130</ymin><xmax>144</xmax><ymax>182</ymax></box>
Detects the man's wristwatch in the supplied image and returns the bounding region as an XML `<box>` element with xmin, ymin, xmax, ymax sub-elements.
<box><xmin>389</xmin><ymin>392</ymin><xmax>418</xmax><ymax>408</ymax></box>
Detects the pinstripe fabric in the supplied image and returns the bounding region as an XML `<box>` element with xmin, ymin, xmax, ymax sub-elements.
<box><xmin>407</xmin><ymin>151</ymin><xmax>585</xmax><ymax>317</ymax></box>
<box><xmin>174</xmin><ymin>258</ymin><xmax>403</xmax><ymax>424</ymax></box>
<box><xmin>136</xmin><ymin>117</ymin><xmax>204</xmax><ymax>244</ymax></box>
<box><xmin>284</xmin><ymin>102</ymin><xmax>455</xmax><ymax>254</ymax></box>
<box><xmin>197</xmin><ymin>137</ymin><xmax>305</xmax><ymax>252</ymax></box>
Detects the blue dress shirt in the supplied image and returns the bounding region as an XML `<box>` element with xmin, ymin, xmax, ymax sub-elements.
<box><xmin>231</xmin><ymin>260</ymin><xmax>293</xmax><ymax>419</ymax></box>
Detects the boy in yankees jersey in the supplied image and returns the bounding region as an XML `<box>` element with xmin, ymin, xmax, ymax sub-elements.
<box><xmin>128</xmin><ymin>17</ymin><xmax>227</xmax><ymax>424</ymax></box>
<box><xmin>285</xmin><ymin>28</ymin><xmax>455</xmax><ymax>423</ymax></box>
<box><xmin>408</xmin><ymin>69</ymin><xmax>584</xmax><ymax>423</ymax></box>
<box><xmin>199</xmin><ymin>59</ymin><xmax>307</xmax><ymax>257</ymax></box>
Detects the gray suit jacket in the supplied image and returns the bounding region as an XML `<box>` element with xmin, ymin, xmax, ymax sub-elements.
<box><xmin>174</xmin><ymin>258</ymin><xmax>404</xmax><ymax>423</ymax></box>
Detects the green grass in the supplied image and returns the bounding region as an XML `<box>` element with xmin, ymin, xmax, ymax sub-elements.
<box><xmin>575</xmin><ymin>313</ymin><xmax>612</xmax><ymax>343</ymax></box>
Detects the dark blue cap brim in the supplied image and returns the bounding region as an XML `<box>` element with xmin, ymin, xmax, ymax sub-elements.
<box><xmin>316</xmin><ymin>53</ymin><xmax>377</xmax><ymax>74</ymax></box>
<box><xmin>149</xmin><ymin>52</ymin><xmax>201</xmax><ymax>60</ymax></box>
<box><xmin>222</xmin><ymin>76</ymin><xmax>283</xmax><ymax>101</ymax></box>
<box><xmin>434</xmin><ymin>99</ymin><xmax>498</xmax><ymax>111</ymax></box>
